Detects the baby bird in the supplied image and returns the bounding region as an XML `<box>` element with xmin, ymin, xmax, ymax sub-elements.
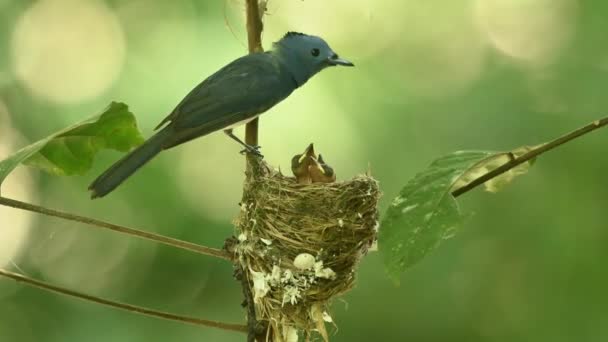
<box><xmin>310</xmin><ymin>154</ymin><xmax>336</xmax><ymax>183</ymax></box>
<box><xmin>291</xmin><ymin>143</ymin><xmax>317</xmax><ymax>184</ymax></box>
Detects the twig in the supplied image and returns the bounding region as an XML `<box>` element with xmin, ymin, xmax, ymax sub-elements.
<box><xmin>0</xmin><ymin>196</ymin><xmax>232</xmax><ymax>261</ymax></box>
<box><xmin>239</xmin><ymin>269</ymin><xmax>268</xmax><ymax>342</ymax></box>
<box><xmin>243</xmin><ymin>1</ymin><xmax>266</xmax><ymax>341</ymax></box>
<box><xmin>452</xmin><ymin>116</ymin><xmax>608</xmax><ymax>197</ymax></box>
<box><xmin>245</xmin><ymin>0</ymin><xmax>264</xmax><ymax>54</ymax></box>
<box><xmin>244</xmin><ymin>0</ymin><xmax>264</xmax><ymax>148</ymax></box>
<box><xmin>0</xmin><ymin>269</ymin><xmax>247</xmax><ymax>333</ymax></box>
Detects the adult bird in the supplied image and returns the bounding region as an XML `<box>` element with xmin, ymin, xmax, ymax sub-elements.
<box><xmin>89</xmin><ymin>32</ymin><xmax>354</xmax><ymax>198</ymax></box>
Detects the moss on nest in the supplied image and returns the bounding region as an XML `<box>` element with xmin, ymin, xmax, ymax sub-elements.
<box><xmin>233</xmin><ymin>158</ymin><xmax>380</xmax><ymax>341</ymax></box>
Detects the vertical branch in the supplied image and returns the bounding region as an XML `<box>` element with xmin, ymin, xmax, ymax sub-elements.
<box><xmin>244</xmin><ymin>0</ymin><xmax>264</xmax><ymax>148</ymax></box>
<box><xmin>245</xmin><ymin>0</ymin><xmax>264</xmax><ymax>53</ymax></box>
<box><xmin>243</xmin><ymin>3</ymin><xmax>266</xmax><ymax>341</ymax></box>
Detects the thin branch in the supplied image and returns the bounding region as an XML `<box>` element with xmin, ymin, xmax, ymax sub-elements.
<box><xmin>245</xmin><ymin>118</ymin><xmax>260</xmax><ymax>148</ymax></box>
<box><xmin>0</xmin><ymin>196</ymin><xmax>232</xmax><ymax>261</ymax></box>
<box><xmin>244</xmin><ymin>0</ymin><xmax>264</xmax><ymax>148</ymax></box>
<box><xmin>240</xmin><ymin>269</ymin><xmax>268</xmax><ymax>342</ymax></box>
<box><xmin>452</xmin><ymin>116</ymin><xmax>608</xmax><ymax>197</ymax></box>
<box><xmin>245</xmin><ymin>0</ymin><xmax>264</xmax><ymax>54</ymax></box>
<box><xmin>243</xmin><ymin>2</ymin><xmax>266</xmax><ymax>341</ymax></box>
<box><xmin>0</xmin><ymin>269</ymin><xmax>247</xmax><ymax>333</ymax></box>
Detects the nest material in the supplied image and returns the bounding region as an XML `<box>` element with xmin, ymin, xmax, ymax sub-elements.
<box><xmin>233</xmin><ymin>159</ymin><xmax>380</xmax><ymax>341</ymax></box>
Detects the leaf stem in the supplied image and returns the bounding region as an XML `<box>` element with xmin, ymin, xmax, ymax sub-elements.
<box><xmin>0</xmin><ymin>269</ymin><xmax>247</xmax><ymax>333</ymax></box>
<box><xmin>0</xmin><ymin>196</ymin><xmax>232</xmax><ymax>261</ymax></box>
<box><xmin>452</xmin><ymin>116</ymin><xmax>608</xmax><ymax>197</ymax></box>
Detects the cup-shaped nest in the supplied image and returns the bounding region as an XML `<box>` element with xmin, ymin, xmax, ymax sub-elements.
<box><xmin>233</xmin><ymin>159</ymin><xmax>380</xmax><ymax>341</ymax></box>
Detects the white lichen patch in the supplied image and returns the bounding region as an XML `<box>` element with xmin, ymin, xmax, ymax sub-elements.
<box><xmin>238</xmin><ymin>232</ymin><xmax>248</xmax><ymax>242</ymax></box>
<box><xmin>246</xmin><ymin>255</ymin><xmax>341</xmax><ymax>309</ymax></box>
<box><xmin>281</xmin><ymin>269</ymin><xmax>294</xmax><ymax>284</ymax></box>
<box><xmin>269</xmin><ymin>265</ymin><xmax>282</xmax><ymax>284</ymax></box>
<box><xmin>314</xmin><ymin>261</ymin><xmax>336</xmax><ymax>280</ymax></box>
<box><xmin>282</xmin><ymin>325</ymin><xmax>299</xmax><ymax>342</ymax></box>
<box><xmin>391</xmin><ymin>196</ymin><xmax>406</xmax><ymax>206</ymax></box>
<box><xmin>368</xmin><ymin>239</ymin><xmax>378</xmax><ymax>252</ymax></box>
<box><xmin>401</xmin><ymin>204</ymin><xmax>419</xmax><ymax>213</ymax></box>
<box><xmin>251</xmin><ymin>269</ymin><xmax>270</xmax><ymax>301</ymax></box>
<box><xmin>442</xmin><ymin>226</ymin><xmax>457</xmax><ymax>240</ymax></box>
<box><xmin>424</xmin><ymin>212</ymin><xmax>433</xmax><ymax>222</ymax></box>
<box><xmin>282</xmin><ymin>285</ymin><xmax>301</xmax><ymax>306</ymax></box>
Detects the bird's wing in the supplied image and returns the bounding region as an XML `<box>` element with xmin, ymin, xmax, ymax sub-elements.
<box><xmin>158</xmin><ymin>53</ymin><xmax>295</xmax><ymax>149</ymax></box>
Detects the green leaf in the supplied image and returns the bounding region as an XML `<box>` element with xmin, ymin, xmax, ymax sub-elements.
<box><xmin>379</xmin><ymin>151</ymin><xmax>496</xmax><ymax>283</ymax></box>
<box><xmin>380</xmin><ymin>146</ymin><xmax>538</xmax><ymax>282</ymax></box>
<box><xmin>0</xmin><ymin>102</ymin><xmax>144</xmax><ymax>189</ymax></box>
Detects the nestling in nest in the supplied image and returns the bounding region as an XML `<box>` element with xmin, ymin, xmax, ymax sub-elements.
<box><xmin>230</xmin><ymin>145</ymin><xmax>380</xmax><ymax>341</ymax></box>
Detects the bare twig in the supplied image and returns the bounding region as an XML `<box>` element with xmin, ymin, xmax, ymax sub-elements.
<box><xmin>0</xmin><ymin>196</ymin><xmax>232</xmax><ymax>261</ymax></box>
<box><xmin>0</xmin><ymin>269</ymin><xmax>247</xmax><ymax>333</ymax></box>
<box><xmin>452</xmin><ymin>116</ymin><xmax>608</xmax><ymax>197</ymax></box>
<box><xmin>238</xmin><ymin>269</ymin><xmax>269</xmax><ymax>342</ymax></box>
<box><xmin>243</xmin><ymin>1</ymin><xmax>267</xmax><ymax>341</ymax></box>
<box><xmin>244</xmin><ymin>0</ymin><xmax>264</xmax><ymax>148</ymax></box>
<box><xmin>245</xmin><ymin>0</ymin><xmax>264</xmax><ymax>54</ymax></box>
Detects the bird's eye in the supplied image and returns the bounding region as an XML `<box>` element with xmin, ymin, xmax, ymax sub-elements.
<box><xmin>311</xmin><ymin>48</ymin><xmax>320</xmax><ymax>57</ymax></box>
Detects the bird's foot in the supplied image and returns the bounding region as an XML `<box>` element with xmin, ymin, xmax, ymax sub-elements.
<box><xmin>240</xmin><ymin>144</ymin><xmax>263</xmax><ymax>158</ymax></box>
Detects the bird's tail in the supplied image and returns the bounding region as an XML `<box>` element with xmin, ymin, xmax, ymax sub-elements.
<box><xmin>89</xmin><ymin>127</ymin><xmax>170</xmax><ymax>199</ymax></box>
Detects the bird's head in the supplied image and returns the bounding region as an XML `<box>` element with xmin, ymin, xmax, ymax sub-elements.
<box><xmin>291</xmin><ymin>143</ymin><xmax>316</xmax><ymax>184</ymax></box>
<box><xmin>273</xmin><ymin>32</ymin><xmax>354</xmax><ymax>86</ymax></box>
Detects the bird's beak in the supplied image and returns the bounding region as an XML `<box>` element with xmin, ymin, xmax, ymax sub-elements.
<box><xmin>310</xmin><ymin>157</ymin><xmax>326</xmax><ymax>174</ymax></box>
<box><xmin>299</xmin><ymin>143</ymin><xmax>315</xmax><ymax>163</ymax></box>
<box><xmin>328</xmin><ymin>54</ymin><xmax>354</xmax><ymax>67</ymax></box>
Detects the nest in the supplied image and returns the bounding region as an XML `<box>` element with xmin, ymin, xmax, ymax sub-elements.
<box><xmin>232</xmin><ymin>158</ymin><xmax>380</xmax><ymax>341</ymax></box>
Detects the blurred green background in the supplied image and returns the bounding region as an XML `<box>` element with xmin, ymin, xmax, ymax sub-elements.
<box><xmin>1</xmin><ymin>0</ymin><xmax>608</xmax><ymax>341</ymax></box>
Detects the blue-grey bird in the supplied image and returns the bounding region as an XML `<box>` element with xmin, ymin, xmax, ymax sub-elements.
<box><xmin>88</xmin><ymin>32</ymin><xmax>354</xmax><ymax>198</ymax></box>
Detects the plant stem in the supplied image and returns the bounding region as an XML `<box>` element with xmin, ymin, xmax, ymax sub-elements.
<box><xmin>0</xmin><ymin>196</ymin><xmax>232</xmax><ymax>261</ymax></box>
<box><xmin>243</xmin><ymin>1</ymin><xmax>267</xmax><ymax>341</ymax></box>
<box><xmin>244</xmin><ymin>0</ymin><xmax>264</xmax><ymax>148</ymax></box>
<box><xmin>0</xmin><ymin>269</ymin><xmax>247</xmax><ymax>333</ymax></box>
<box><xmin>452</xmin><ymin>116</ymin><xmax>608</xmax><ymax>197</ymax></box>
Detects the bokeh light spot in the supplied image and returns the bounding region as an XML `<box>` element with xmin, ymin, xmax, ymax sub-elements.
<box><xmin>114</xmin><ymin>0</ymin><xmax>238</xmax><ymax>124</ymax></box>
<box><xmin>11</xmin><ymin>0</ymin><xmax>126</xmax><ymax>104</ymax></box>
<box><xmin>177</xmin><ymin>134</ymin><xmax>244</xmax><ymax>223</ymax></box>
<box><xmin>27</xmin><ymin>182</ymin><xmax>153</xmax><ymax>297</ymax></box>
<box><xmin>0</xmin><ymin>100</ymin><xmax>34</xmax><ymax>271</ymax></box>
<box><xmin>475</xmin><ymin>0</ymin><xmax>578</xmax><ymax>65</ymax></box>
<box><xmin>263</xmin><ymin>0</ymin><xmax>397</xmax><ymax>59</ymax></box>
<box><xmin>380</xmin><ymin>1</ymin><xmax>488</xmax><ymax>98</ymax></box>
